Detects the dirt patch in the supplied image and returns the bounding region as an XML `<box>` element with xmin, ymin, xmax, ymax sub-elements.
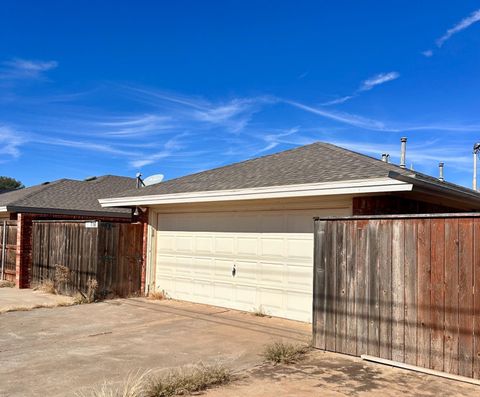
<box><xmin>205</xmin><ymin>350</ymin><xmax>479</xmax><ymax>397</ymax></box>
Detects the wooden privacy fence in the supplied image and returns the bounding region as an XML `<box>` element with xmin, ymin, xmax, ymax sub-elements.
<box><xmin>0</xmin><ymin>220</ymin><xmax>17</xmax><ymax>282</ymax></box>
<box><xmin>313</xmin><ymin>214</ymin><xmax>480</xmax><ymax>381</ymax></box>
<box><xmin>32</xmin><ymin>221</ymin><xmax>143</xmax><ymax>297</ymax></box>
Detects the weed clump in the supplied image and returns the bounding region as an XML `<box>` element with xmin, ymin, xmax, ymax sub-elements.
<box><xmin>262</xmin><ymin>341</ymin><xmax>309</xmax><ymax>364</ymax></box>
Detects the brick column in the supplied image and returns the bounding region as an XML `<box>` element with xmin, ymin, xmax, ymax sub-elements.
<box><xmin>15</xmin><ymin>213</ymin><xmax>33</xmax><ymax>288</ymax></box>
<box><xmin>140</xmin><ymin>209</ymin><xmax>149</xmax><ymax>295</ymax></box>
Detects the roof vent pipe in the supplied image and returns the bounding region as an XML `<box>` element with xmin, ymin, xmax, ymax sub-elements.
<box><xmin>381</xmin><ymin>153</ymin><xmax>388</xmax><ymax>162</ymax></box>
<box><xmin>400</xmin><ymin>137</ymin><xmax>407</xmax><ymax>168</ymax></box>
<box><xmin>473</xmin><ymin>143</ymin><xmax>480</xmax><ymax>191</ymax></box>
<box><xmin>135</xmin><ymin>172</ymin><xmax>145</xmax><ymax>189</ymax></box>
<box><xmin>438</xmin><ymin>162</ymin><xmax>445</xmax><ymax>182</ymax></box>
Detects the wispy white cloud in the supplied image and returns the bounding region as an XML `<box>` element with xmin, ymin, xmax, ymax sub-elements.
<box><xmin>285</xmin><ymin>100</ymin><xmax>392</xmax><ymax>131</ymax></box>
<box><xmin>358</xmin><ymin>72</ymin><xmax>400</xmax><ymax>92</ymax></box>
<box><xmin>436</xmin><ymin>9</ymin><xmax>480</xmax><ymax>47</ymax></box>
<box><xmin>0</xmin><ymin>58</ymin><xmax>58</xmax><ymax>80</ymax></box>
<box><xmin>120</xmin><ymin>86</ymin><xmax>275</xmax><ymax>133</ymax></box>
<box><xmin>424</xmin><ymin>9</ymin><xmax>480</xmax><ymax>56</ymax></box>
<box><xmin>0</xmin><ymin>125</ymin><xmax>25</xmax><ymax>160</ymax></box>
<box><xmin>39</xmin><ymin>137</ymin><xmax>141</xmax><ymax>157</ymax></box>
<box><xmin>95</xmin><ymin>114</ymin><xmax>173</xmax><ymax>137</ymax></box>
<box><xmin>321</xmin><ymin>95</ymin><xmax>354</xmax><ymax>106</ymax></box>
<box><xmin>328</xmin><ymin>139</ymin><xmax>472</xmax><ymax>173</ymax></box>
<box><xmin>256</xmin><ymin>127</ymin><xmax>300</xmax><ymax>153</ymax></box>
<box><xmin>129</xmin><ymin>133</ymin><xmax>191</xmax><ymax>168</ymax></box>
<box><xmin>322</xmin><ymin>72</ymin><xmax>399</xmax><ymax>106</ymax></box>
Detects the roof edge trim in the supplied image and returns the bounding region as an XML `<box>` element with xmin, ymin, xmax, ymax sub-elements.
<box><xmin>99</xmin><ymin>177</ymin><xmax>413</xmax><ymax>207</ymax></box>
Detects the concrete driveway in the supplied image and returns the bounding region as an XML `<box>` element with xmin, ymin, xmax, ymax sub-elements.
<box><xmin>0</xmin><ymin>297</ymin><xmax>478</xmax><ymax>397</ymax></box>
<box><xmin>0</xmin><ymin>287</ymin><xmax>73</xmax><ymax>313</ymax></box>
<box><xmin>0</xmin><ymin>298</ymin><xmax>310</xmax><ymax>396</ymax></box>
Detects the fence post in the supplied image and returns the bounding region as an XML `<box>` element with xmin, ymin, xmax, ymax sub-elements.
<box><xmin>1</xmin><ymin>221</ymin><xmax>6</xmax><ymax>280</ymax></box>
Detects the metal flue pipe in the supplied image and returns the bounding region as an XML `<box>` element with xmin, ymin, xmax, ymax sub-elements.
<box><xmin>474</xmin><ymin>143</ymin><xmax>480</xmax><ymax>191</ymax></box>
<box><xmin>438</xmin><ymin>162</ymin><xmax>444</xmax><ymax>182</ymax></box>
<box><xmin>400</xmin><ymin>137</ymin><xmax>407</xmax><ymax>168</ymax></box>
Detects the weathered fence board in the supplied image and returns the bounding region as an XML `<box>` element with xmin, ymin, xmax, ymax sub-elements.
<box><xmin>313</xmin><ymin>215</ymin><xmax>480</xmax><ymax>381</ymax></box>
<box><xmin>0</xmin><ymin>220</ymin><xmax>17</xmax><ymax>281</ymax></box>
<box><xmin>32</xmin><ymin>221</ymin><xmax>143</xmax><ymax>297</ymax></box>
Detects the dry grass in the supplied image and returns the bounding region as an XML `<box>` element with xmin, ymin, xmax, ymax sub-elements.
<box><xmin>262</xmin><ymin>341</ymin><xmax>309</xmax><ymax>364</ymax></box>
<box><xmin>252</xmin><ymin>305</ymin><xmax>268</xmax><ymax>317</ymax></box>
<box><xmin>72</xmin><ymin>292</ymin><xmax>90</xmax><ymax>305</ymax></box>
<box><xmin>72</xmin><ymin>277</ymin><xmax>98</xmax><ymax>304</ymax></box>
<box><xmin>0</xmin><ymin>280</ymin><xmax>15</xmax><ymax>288</ymax></box>
<box><xmin>35</xmin><ymin>279</ymin><xmax>57</xmax><ymax>294</ymax></box>
<box><xmin>76</xmin><ymin>363</ymin><xmax>232</xmax><ymax>397</ymax></box>
<box><xmin>76</xmin><ymin>370</ymin><xmax>151</xmax><ymax>397</ymax></box>
<box><xmin>147</xmin><ymin>363</ymin><xmax>232</xmax><ymax>397</ymax></box>
<box><xmin>0</xmin><ymin>302</ymin><xmax>72</xmax><ymax>314</ymax></box>
<box><xmin>148</xmin><ymin>290</ymin><xmax>167</xmax><ymax>301</ymax></box>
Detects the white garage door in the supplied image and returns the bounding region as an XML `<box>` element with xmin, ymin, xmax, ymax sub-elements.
<box><xmin>154</xmin><ymin>209</ymin><xmax>346</xmax><ymax>322</ymax></box>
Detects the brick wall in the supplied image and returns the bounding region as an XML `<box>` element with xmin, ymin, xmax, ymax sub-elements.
<box><xmin>15</xmin><ymin>214</ymin><xmax>32</xmax><ymax>288</ymax></box>
<box><xmin>138</xmin><ymin>209</ymin><xmax>149</xmax><ymax>294</ymax></box>
<box><xmin>352</xmin><ymin>195</ymin><xmax>459</xmax><ymax>215</ymax></box>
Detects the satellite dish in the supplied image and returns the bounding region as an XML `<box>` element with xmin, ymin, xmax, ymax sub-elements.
<box><xmin>143</xmin><ymin>174</ymin><xmax>164</xmax><ymax>186</ymax></box>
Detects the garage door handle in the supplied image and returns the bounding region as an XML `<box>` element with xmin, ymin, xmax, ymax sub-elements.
<box><xmin>232</xmin><ymin>264</ymin><xmax>236</xmax><ymax>277</ymax></box>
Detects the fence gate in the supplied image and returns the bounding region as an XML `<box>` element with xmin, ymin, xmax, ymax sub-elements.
<box><xmin>313</xmin><ymin>214</ymin><xmax>480</xmax><ymax>381</ymax></box>
<box><xmin>0</xmin><ymin>220</ymin><xmax>17</xmax><ymax>282</ymax></box>
<box><xmin>32</xmin><ymin>221</ymin><xmax>143</xmax><ymax>297</ymax></box>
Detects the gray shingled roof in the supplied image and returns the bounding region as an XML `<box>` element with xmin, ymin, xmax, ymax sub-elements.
<box><xmin>1</xmin><ymin>175</ymin><xmax>135</xmax><ymax>217</ymax></box>
<box><xmin>107</xmin><ymin>142</ymin><xmax>480</xmax><ymax>200</ymax></box>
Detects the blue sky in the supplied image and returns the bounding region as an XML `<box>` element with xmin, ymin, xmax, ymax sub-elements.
<box><xmin>1</xmin><ymin>1</ymin><xmax>480</xmax><ymax>188</ymax></box>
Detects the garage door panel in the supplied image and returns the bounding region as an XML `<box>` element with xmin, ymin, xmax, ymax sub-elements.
<box><xmin>235</xmin><ymin>260</ymin><xmax>258</xmax><ymax>282</ymax></box>
<box><xmin>234</xmin><ymin>285</ymin><xmax>256</xmax><ymax>307</ymax></box>
<box><xmin>287</xmin><ymin>265</ymin><xmax>313</xmax><ymax>289</ymax></box>
<box><xmin>286</xmin><ymin>238</ymin><xmax>313</xmax><ymax>261</ymax></box>
<box><xmin>193</xmin><ymin>257</ymin><xmax>213</xmax><ymax>277</ymax></box>
<box><xmin>155</xmin><ymin>275</ymin><xmax>175</xmax><ymax>293</ymax></box>
<box><xmin>260</xmin><ymin>237</ymin><xmax>286</xmax><ymax>258</ymax></box>
<box><xmin>258</xmin><ymin>288</ymin><xmax>284</xmax><ymax>311</ymax></box>
<box><xmin>215</xmin><ymin>236</ymin><xmax>235</xmax><ymax>255</ymax></box>
<box><xmin>193</xmin><ymin>280</ymin><xmax>213</xmax><ymax>299</ymax></box>
<box><xmin>237</xmin><ymin>236</ymin><xmax>258</xmax><ymax>256</ymax></box>
<box><xmin>213</xmin><ymin>282</ymin><xmax>234</xmax><ymax>302</ymax></box>
<box><xmin>285</xmin><ymin>291</ymin><xmax>311</xmax><ymax>316</ymax></box>
<box><xmin>175</xmin><ymin>235</ymin><xmax>194</xmax><ymax>252</ymax></box>
<box><xmin>214</xmin><ymin>259</ymin><xmax>234</xmax><ymax>278</ymax></box>
<box><xmin>195</xmin><ymin>236</ymin><xmax>214</xmax><ymax>253</ymax></box>
<box><xmin>156</xmin><ymin>255</ymin><xmax>176</xmax><ymax>273</ymax></box>
<box><xmin>157</xmin><ymin>234</ymin><xmax>176</xmax><ymax>252</ymax></box>
<box><xmin>174</xmin><ymin>256</ymin><xmax>193</xmax><ymax>276</ymax></box>
<box><xmin>258</xmin><ymin>262</ymin><xmax>284</xmax><ymax>285</ymax></box>
<box><xmin>174</xmin><ymin>278</ymin><xmax>195</xmax><ymax>296</ymax></box>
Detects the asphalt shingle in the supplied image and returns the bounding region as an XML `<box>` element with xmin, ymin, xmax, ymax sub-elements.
<box><xmin>1</xmin><ymin>175</ymin><xmax>136</xmax><ymax>216</ymax></box>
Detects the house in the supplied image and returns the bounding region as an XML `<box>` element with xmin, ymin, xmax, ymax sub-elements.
<box><xmin>0</xmin><ymin>175</ymin><xmax>137</xmax><ymax>287</ymax></box>
<box><xmin>99</xmin><ymin>141</ymin><xmax>480</xmax><ymax>322</ymax></box>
